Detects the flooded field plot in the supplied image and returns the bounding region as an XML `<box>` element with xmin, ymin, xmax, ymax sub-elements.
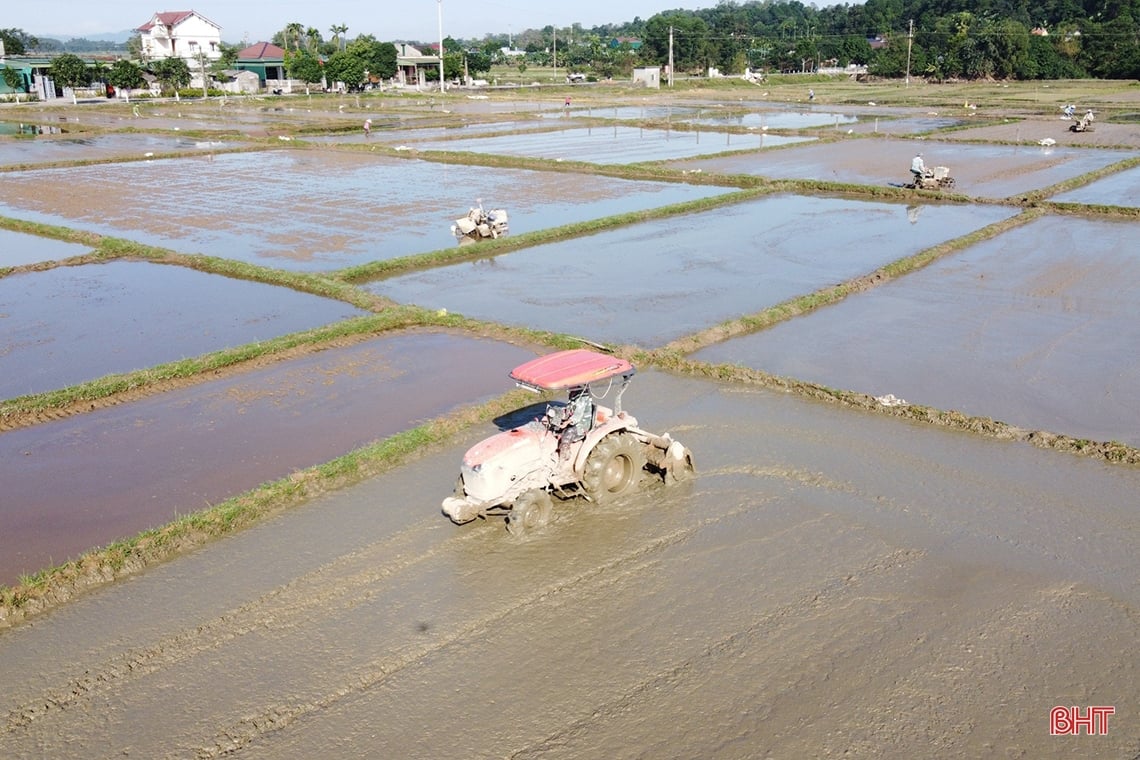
<box><xmin>370</xmin><ymin>195</ymin><xmax>1016</xmax><ymax>347</ymax></box>
<box><xmin>0</xmin><ymin>229</ymin><xmax>92</xmax><ymax>268</ymax></box>
<box><xmin>940</xmin><ymin>115</ymin><xmax>1140</xmax><ymax>149</ymax></box>
<box><xmin>0</xmin><ymin>133</ymin><xmax>240</xmax><ymax>167</ymax></box>
<box><xmin>0</xmin><ymin>260</ymin><xmax>366</xmax><ymax>399</ymax></box>
<box><xmin>694</xmin><ymin>214</ymin><xmax>1140</xmax><ymax>445</ymax></box>
<box><xmin>4</xmin><ymin>371</ymin><xmax>1138</xmax><ymax>758</ymax></box>
<box><xmin>1050</xmin><ymin>163</ymin><xmax>1140</xmax><ymax>206</ymax></box>
<box><xmin>0</xmin><ymin>331</ymin><xmax>535</xmax><ymax>585</ymax></box>
<box><xmin>845</xmin><ymin>114</ymin><xmax>973</xmax><ymax>134</ymax></box>
<box><xmin>0</xmin><ymin>151</ymin><xmax>731</xmax><ymax>271</ymax></box>
<box><xmin>410</xmin><ymin>124</ymin><xmax>814</xmax><ymax>164</ymax></box>
<box><xmin>689</xmin><ymin>109</ymin><xmax>859</xmax><ymax>130</ymax></box>
<box><xmin>308</xmin><ymin>119</ymin><xmax>560</xmax><ymax>145</ymax></box>
<box><xmin>671</xmin><ymin>138</ymin><xmax>1132</xmax><ymax>197</ymax></box>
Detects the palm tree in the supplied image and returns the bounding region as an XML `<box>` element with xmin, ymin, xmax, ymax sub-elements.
<box><xmin>285</xmin><ymin>22</ymin><xmax>304</xmax><ymax>51</ymax></box>
<box><xmin>330</xmin><ymin>24</ymin><xmax>349</xmax><ymax>52</ymax></box>
<box><xmin>305</xmin><ymin>27</ymin><xmax>321</xmax><ymax>54</ymax></box>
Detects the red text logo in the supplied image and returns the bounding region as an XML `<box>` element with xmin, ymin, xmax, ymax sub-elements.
<box><xmin>1050</xmin><ymin>706</ymin><xmax>1114</xmax><ymax>736</ymax></box>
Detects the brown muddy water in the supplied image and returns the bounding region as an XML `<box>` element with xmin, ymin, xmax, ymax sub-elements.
<box><xmin>1</xmin><ymin>371</ymin><xmax>1136</xmax><ymax>758</ymax></box>
<box><xmin>369</xmin><ymin>194</ymin><xmax>1016</xmax><ymax>347</ymax></box>
<box><xmin>0</xmin><ymin>331</ymin><xmax>535</xmax><ymax>585</ymax></box>
<box><xmin>694</xmin><ymin>213</ymin><xmax>1140</xmax><ymax>446</ymax></box>
<box><xmin>0</xmin><ymin>260</ymin><xmax>367</xmax><ymax>399</ymax></box>
<box><xmin>0</xmin><ymin>228</ymin><xmax>92</xmax><ymax>268</ymax></box>
<box><xmin>0</xmin><ymin>151</ymin><xmax>730</xmax><ymax>270</ymax></box>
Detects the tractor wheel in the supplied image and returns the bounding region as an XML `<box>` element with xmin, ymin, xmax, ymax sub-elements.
<box><xmin>508</xmin><ymin>489</ymin><xmax>552</xmax><ymax>536</ymax></box>
<box><xmin>582</xmin><ymin>433</ymin><xmax>646</xmax><ymax>504</ymax></box>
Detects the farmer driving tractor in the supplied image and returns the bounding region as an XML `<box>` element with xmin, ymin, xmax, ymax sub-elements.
<box><xmin>548</xmin><ymin>386</ymin><xmax>594</xmax><ymax>457</ymax></box>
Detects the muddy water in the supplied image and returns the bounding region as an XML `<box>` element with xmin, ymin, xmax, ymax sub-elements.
<box><xmin>1</xmin><ymin>371</ymin><xmax>1136</xmax><ymax>758</ymax></box>
<box><xmin>0</xmin><ymin>260</ymin><xmax>366</xmax><ymax>399</ymax></box>
<box><xmin>409</xmin><ymin>124</ymin><xmax>815</xmax><ymax>164</ymax></box>
<box><xmin>0</xmin><ymin>152</ymin><xmax>730</xmax><ymax>270</ymax></box>
<box><xmin>0</xmin><ymin>331</ymin><xmax>535</xmax><ymax>585</ymax></box>
<box><xmin>695</xmin><ymin>214</ymin><xmax>1140</xmax><ymax>445</ymax></box>
<box><xmin>372</xmin><ymin>195</ymin><xmax>1016</xmax><ymax>347</ymax></box>
<box><xmin>672</xmin><ymin>138</ymin><xmax>1132</xmax><ymax>198</ymax></box>
<box><xmin>0</xmin><ymin>229</ymin><xmax>92</xmax><ymax>268</ymax></box>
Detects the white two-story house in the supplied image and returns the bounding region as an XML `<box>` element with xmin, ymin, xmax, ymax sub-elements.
<box><xmin>136</xmin><ymin>10</ymin><xmax>222</xmax><ymax>65</ymax></box>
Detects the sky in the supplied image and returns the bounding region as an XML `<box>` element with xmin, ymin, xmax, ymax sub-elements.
<box><xmin>12</xmin><ymin>1</ymin><xmax>719</xmax><ymax>45</ymax></box>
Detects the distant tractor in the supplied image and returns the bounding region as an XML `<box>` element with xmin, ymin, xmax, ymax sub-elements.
<box><xmin>906</xmin><ymin>165</ymin><xmax>955</xmax><ymax>191</ymax></box>
<box><xmin>450</xmin><ymin>199</ymin><xmax>508</xmax><ymax>242</ymax></box>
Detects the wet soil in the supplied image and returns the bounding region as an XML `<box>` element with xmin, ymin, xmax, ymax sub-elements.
<box><xmin>1</xmin><ymin>372</ymin><xmax>1137</xmax><ymax>758</ymax></box>
<box><xmin>0</xmin><ymin>331</ymin><xmax>535</xmax><ymax>585</ymax></box>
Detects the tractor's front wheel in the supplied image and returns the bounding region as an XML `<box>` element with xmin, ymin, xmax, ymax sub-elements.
<box><xmin>508</xmin><ymin>489</ymin><xmax>553</xmax><ymax>536</ymax></box>
<box><xmin>582</xmin><ymin>433</ymin><xmax>646</xmax><ymax>504</ymax></box>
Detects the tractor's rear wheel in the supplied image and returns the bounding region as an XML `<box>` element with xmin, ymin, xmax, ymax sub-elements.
<box><xmin>582</xmin><ymin>433</ymin><xmax>646</xmax><ymax>504</ymax></box>
<box><xmin>508</xmin><ymin>489</ymin><xmax>552</xmax><ymax>536</ymax></box>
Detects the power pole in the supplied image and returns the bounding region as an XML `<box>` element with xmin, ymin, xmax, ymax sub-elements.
<box><xmin>905</xmin><ymin>19</ymin><xmax>913</xmax><ymax>88</ymax></box>
<box><xmin>437</xmin><ymin>0</ymin><xmax>445</xmax><ymax>93</ymax></box>
<box><xmin>553</xmin><ymin>28</ymin><xmax>557</xmax><ymax>72</ymax></box>
<box><xmin>668</xmin><ymin>25</ymin><xmax>674</xmax><ymax>87</ymax></box>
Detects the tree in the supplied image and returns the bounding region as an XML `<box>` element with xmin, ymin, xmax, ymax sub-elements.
<box><xmin>106</xmin><ymin>59</ymin><xmax>145</xmax><ymax>100</ymax></box>
<box><xmin>329</xmin><ymin>24</ymin><xmax>348</xmax><ymax>52</ymax></box>
<box><xmin>49</xmin><ymin>53</ymin><xmax>91</xmax><ymax>103</ymax></box>
<box><xmin>323</xmin><ymin>51</ymin><xmax>366</xmax><ymax>90</ymax></box>
<box><xmin>150</xmin><ymin>56</ymin><xmax>191</xmax><ymax>97</ymax></box>
<box><xmin>1</xmin><ymin>66</ymin><xmax>26</xmax><ymax>100</ymax></box>
<box><xmin>1</xmin><ymin>28</ymin><xmax>38</xmax><ymax>55</ymax></box>
<box><xmin>286</xmin><ymin>50</ymin><xmax>324</xmax><ymax>94</ymax></box>
<box><xmin>346</xmin><ymin>36</ymin><xmax>397</xmax><ymax>80</ymax></box>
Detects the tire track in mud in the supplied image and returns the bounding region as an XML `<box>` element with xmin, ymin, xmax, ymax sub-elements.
<box><xmin>3</xmin><ymin>463</ymin><xmax>857</xmax><ymax>753</ymax></box>
<box><xmin>190</xmin><ymin>489</ymin><xmax>822</xmax><ymax>756</ymax></box>
<box><xmin>1</xmin><ymin>514</ymin><xmax>477</xmax><ymax>734</ymax></box>
<box><xmin>508</xmin><ymin>545</ymin><xmax>926</xmax><ymax>759</ymax></box>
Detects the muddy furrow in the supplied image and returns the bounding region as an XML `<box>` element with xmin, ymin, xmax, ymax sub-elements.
<box><xmin>509</xmin><ymin>546</ymin><xmax>925</xmax><ymax>759</ymax></box>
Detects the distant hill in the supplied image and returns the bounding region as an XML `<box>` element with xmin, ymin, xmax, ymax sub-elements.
<box><xmin>39</xmin><ymin>29</ymin><xmax>135</xmax><ymax>44</ymax></box>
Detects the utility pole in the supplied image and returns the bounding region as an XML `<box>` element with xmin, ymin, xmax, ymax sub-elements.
<box><xmin>905</xmin><ymin>19</ymin><xmax>913</xmax><ymax>88</ymax></box>
<box><xmin>553</xmin><ymin>28</ymin><xmax>557</xmax><ymax>72</ymax></box>
<box><xmin>668</xmin><ymin>25</ymin><xmax>674</xmax><ymax>87</ymax></box>
<box><xmin>437</xmin><ymin>0</ymin><xmax>445</xmax><ymax>93</ymax></box>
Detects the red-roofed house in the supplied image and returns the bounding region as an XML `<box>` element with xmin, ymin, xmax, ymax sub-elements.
<box><xmin>136</xmin><ymin>10</ymin><xmax>222</xmax><ymax>64</ymax></box>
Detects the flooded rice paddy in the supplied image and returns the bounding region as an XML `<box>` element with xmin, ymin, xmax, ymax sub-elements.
<box><xmin>0</xmin><ymin>260</ymin><xmax>366</xmax><ymax>398</ymax></box>
<box><xmin>408</xmin><ymin>124</ymin><xmax>815</xmax><ymax>163</ymax></box>
<box><xmin>2</xmin><ymin>87</ymin><xmax>1139</xmax><ymax>757</ymax></box>
<box><xmin>0</xmin><ymin>132</ymin><xmax>240</xmax><ymax>166</ymax></box>
<box><xmin>0</xmin><ymin>331</ymin><xmax>534</xmax><ymax>584</ymax></box>
<box><xmin>671</xmin><ymin>138</ymin><xmax>1133</xmax><ymax>197</ymax></box>
<box><xmin>370</xmin><ymin>195</ymin><xmax>1016</xmax><ymax>346</ymax></box>
<box><xmin>694</xmin><ymin>213</ymin><xmax>1140</xmax><ymax>445</ymax></box>
<box><xmin>0</xmin><ymin>229</ymin><xmax>92</xmax><ymax>268</ymax></box>
<box><xmin>0</xmin><ymin>150</ymin><xmax>731</xmax><ymax>270</ymax></box>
